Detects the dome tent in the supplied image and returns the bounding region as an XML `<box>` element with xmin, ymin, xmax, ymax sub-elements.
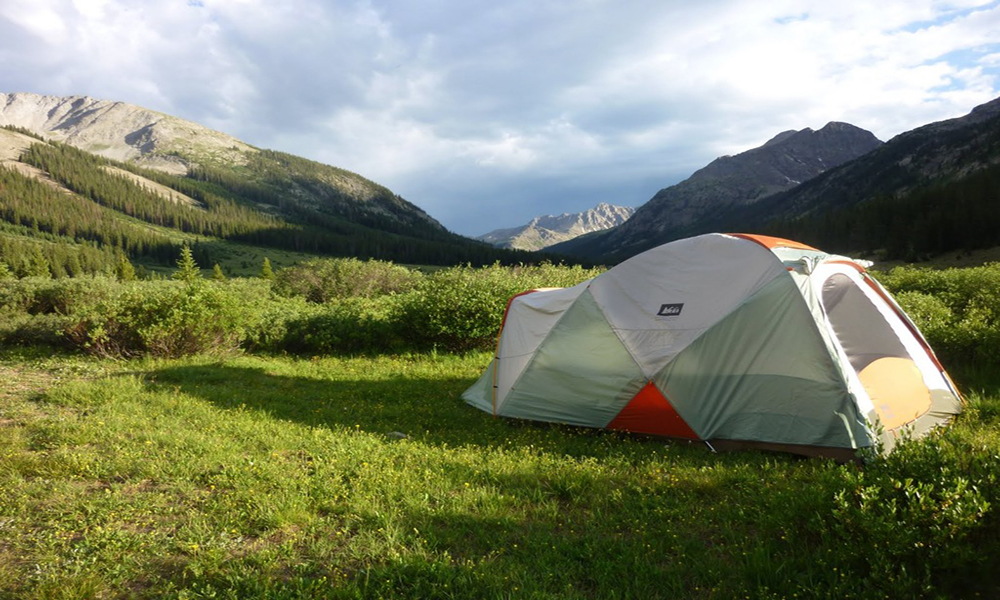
<box><xmin>463</xmin><ymin>233</ymin><xmax>962</xmax><ymax>458</ymax></box>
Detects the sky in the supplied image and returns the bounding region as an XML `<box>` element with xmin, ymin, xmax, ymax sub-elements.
<box><xmin>2</xmin><ymin>1</ymin><xmax>1000</xmax><ymax>236</ymax></box>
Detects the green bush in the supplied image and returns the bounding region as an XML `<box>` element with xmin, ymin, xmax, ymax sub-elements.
<box><xmin>398</xmin><ymin>262</ymin><xmax>603</xmax><ymax>351</ymax></box>
<box><xmin>66</xmin><ymin>279</ymin><xmax>271</xmax><ymax>358</ymax></box>
<box><xmin>0</xmin><ymin>313</ymin><xmax>76</xmax><ymax>347</ymax></box>
<box><xmin>279</xmin><ymin>296</ymin><xmax>406</xmax><ymax>354</ymax></box>
<box><xmin>879</xmin><ymin>263</ymin><xmax>1000</xmax><ymax>314</ymax></box>
<box><xmin>273</xmin><ymin>258</ymin><xmax>423</xmax><ymax>302</ymax></box>
<box><xmin>878</xmin><ymin>263</ymin><xmax>1000</xmax><ymax>365</ymax></box>
<box><xmin>0</xmin><ymin>276</ymin><xmax>124</xmax><ymax>349</ymax></box>
<box><xmin>893</xmin><ymin>291</ymin><xmax>959</xmax><ymax>359</ymax></box>
<box><xmin>824</xmin><ymin>432</ymin><xmax>998</xmax><ymax>596</ymax></box>
<box><xmin>0</xmin><ymin>275</ymin><xmax>121</xmax><ymax>315</ymax></box>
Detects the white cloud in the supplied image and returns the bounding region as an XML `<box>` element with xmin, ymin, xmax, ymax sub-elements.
<box><xmin>1</xmin><ymin>0</ymin><xmax>999</xmax><ymax>234</ymax></box>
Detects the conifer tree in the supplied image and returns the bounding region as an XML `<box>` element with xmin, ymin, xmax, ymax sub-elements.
<box><xmin>116</xmin><ymin>255</ymin><xmax>137</xmax><ymax>281</ymax></box>
<box><xmin>27</xmin><ymin>245</ymin><xmax>50</xmax><ymax>278</ymax></box>
<box><xmin>0</xmin><ymin>260</ymin><xmax>11</xmax><ymax>280</ymax></box>
<box><xmin>212</xmin><ymin>263</ymin><xmax>226</xmax><ymax>281</ymax></box>
<box><xmin>173</xmin><ymin>245</ymin><xmax>201</xmax><ymax>283</ymax></box>
<box><xmin>261</xmin><ymin>257</ymin><xmax>275</xmax><ymax>280</ymax></box>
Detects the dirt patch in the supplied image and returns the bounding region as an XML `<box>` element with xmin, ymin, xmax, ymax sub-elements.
<box><xmin>0</xmin><ymin>363</ymin><xmax>58</xmax><ymax>401</ymax></box>
<box><xmin>0</xmin><ymin>128</ymin><xmax>35</xmax><ymax>161</ymax></box>
<box><xmin>102</xmin><ymin>166</ymin><xmax>203</xmax><ymax>208</ymax></box>
<box><xmin>0</xmin><ymin>129</ymin><xmax>79</xmax><ymax>194</ymax></box>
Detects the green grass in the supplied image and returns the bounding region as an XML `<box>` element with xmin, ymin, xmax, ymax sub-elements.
<box><xmin>0</xmin><ymin>349</ymin><xmax>998</xmax><ymax>599</ymax></box>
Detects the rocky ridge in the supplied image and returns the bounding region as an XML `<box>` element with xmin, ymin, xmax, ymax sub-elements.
<box><xmin>478</xmin><ymin>202</ymin><xmax>635</xmax><ymax>251</ymax></box>
<box><xmin>551</xmin><ymin>122</ymin><xmax>883</xmax><ymax>258</ymax></box>
<box><xmin>745</xmin><ymin>95</ymin><xmax>1000</xmax><ymax>224</ymax></box>
<box><xmin>0</xmin><ymin>92</ymin><xmax>444</xmax><ymax>233</ymax></box>
<box><xmin>0</xmin><ymin>92</ymin><xmax>254</xmax><ymax>174</ymax></box>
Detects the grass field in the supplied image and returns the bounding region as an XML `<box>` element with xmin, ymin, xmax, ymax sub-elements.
<box><xmin>1</xmin><ymin>348</ymin><xmax>998</xmax><ymax>599</ymax></box>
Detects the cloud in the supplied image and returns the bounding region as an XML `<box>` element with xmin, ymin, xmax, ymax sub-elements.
<box><xmin>1</xmin><ymin>0</ymin><xmax>999</xmax><ymax>235</ymax></box>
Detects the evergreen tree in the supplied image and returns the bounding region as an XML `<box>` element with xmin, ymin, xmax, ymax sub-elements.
<box><xmin>116</xmin><ymin>255</ymin><xmax>137</xmax><ymax>281</ymax></box>
<box><xmin>0</xmin><ymin>260</ymin><xmax>11</xmax><ymax>280</ymax></box>
<box><xmin>261</xmin><ymin>257</ymin><xmax>275</xmax><ymax>280</ymax></box>
<box><xmin>211</xmin><ymin>263</ymin><xmax>226</xmax><ymax>281</ymax></box>
<box><xmin>173</xmin><ymin>245</ymin><xmax>201</xmax><ymax>283</ymax></box>
<box><xmin>27</xmin><ymin>245</ymin><xmax>51</xmax><ymax>278</ymax></box>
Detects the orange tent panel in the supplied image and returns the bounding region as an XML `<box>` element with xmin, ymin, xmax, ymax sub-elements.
<box><xmin>728</xmin><ymin>233</ymin><xmax>819</xmax><ymax>252</ymax></box>
<box><xmin>608</xmin><ymin>381</ymin><xmax>698</xmax><ymax>439</ymax></box>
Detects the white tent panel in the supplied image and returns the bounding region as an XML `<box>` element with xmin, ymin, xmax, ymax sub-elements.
<box><xmin>497</xmin><ymin>289</ymin><xmax>645</xmax><ymax>427</ymax></box>
<box><xmin>589</xmin><ymin>234</ymin><xmax>787</xmax><ymax>377</ymax></box>
<box><xmin>495</xmin><ymin>282</ymin><xmax>589</xmax><ymax>406</ymax></box>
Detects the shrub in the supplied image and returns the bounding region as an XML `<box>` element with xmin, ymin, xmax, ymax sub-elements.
<box><xmin>66</xmin><ymin>279</ymin><xmax>271</xmax><ymax>358</ymax></box>
<box><xmin>273</xmin><ymin>257</ymin><xmax>423</xmax><ymax>302</ymax></box>
<box><xmin>824</xmin><ymin>433</ymin><xmax>999</xmax><ymax>596</ymax></box>
<box><xmin>0</xmin><ymin>313</ymin><xmax>76</xmax><ymax>347</ymax></box>
<box><xmin>398</xmin><ymin>262</ymin><xmax>603</xmax><ymax>351</ymax></box>
<box><xmin>279</xmin><ymin>296</ymin><xmax>406</xmax><ymax>355</ymax></box>
<box><xmin>893</xmin><ymin>291</ymin><xmax>960</xmax><ymax>360</ymax></box>
<box><xmin>878</xmin><ymin>264</ymin><xmax>1000</xmax><ymax>366</ymax></box>
<box><xmin>0</xmin><ymin>275</ymin><xmax>122</xmax><ymax>316</ymax></box>
<box><xmin>0</xmin><ymin>276</ymin><xmax>123</xmax><ymax>349</ymax></box>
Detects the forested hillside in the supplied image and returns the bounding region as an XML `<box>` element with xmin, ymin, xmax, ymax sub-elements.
<box><xmin>551</xmin><ymin>96</ymin><xmax>1000</xmax><ymax>264</ymax></box>
<box><xmin>0</xmin><ymin>127</ymin><xmax>547</xmax><ymax>276</ymax></box>
<box><xmin>761</xmin><ymin>162</ymin><xmax>1000</xmax><ymax>260</ymax></box>
<box><xmin>693</xmin><ymin>96</ymin><xmax>1000</xmax><ymax>261</ymax></box>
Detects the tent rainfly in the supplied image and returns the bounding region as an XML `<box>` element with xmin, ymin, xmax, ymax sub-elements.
<box><xmin>463</xmin><ymin>233</ymin><xmax>962</xmax><ymax>458</ymax></box>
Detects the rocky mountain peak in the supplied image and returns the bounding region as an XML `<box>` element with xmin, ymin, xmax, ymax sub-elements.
<box><xmin>762</xmin><ymin>129</ymin><xmax>801</xmax><ymax>146</ymax></box>
<box><xmin>0</xmin><ymin>92</ymin><xmax>254</xmax><ymax>174</ymax></box>
<box><xmin>551</xmin><ymin>120</ymin><xmax>882</xmax><ymax>259</ymax></box>
<box><xmin>478</xmin><ymin>203</ymin><xmax>635</xmax><ymax>251</ymax></box>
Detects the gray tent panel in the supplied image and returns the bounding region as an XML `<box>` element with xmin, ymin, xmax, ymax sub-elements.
<box><xmin>498</xmin><ymin>289</ymin><xmax>646</xmax><ymax>428</ymax></box>
<box><xmin>656</xmin><ymin>274</ymin><xmax>869</xmax><ymax>448</ymax></box>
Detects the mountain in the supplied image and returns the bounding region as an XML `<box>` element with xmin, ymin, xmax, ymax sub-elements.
<box><xmin>751</xmin><ymin>95</ymin><xmax>1000</xmax><ymax>259</ymax></box>
<box><xmin>477</xmin><ymin>202</ymin><xmax>635</xmax><ymax>251</ymax></box>
<box><xmin>0</xmin><ymin>92</ymin><xmax>542</xmax><ymax>275</ymax></box>
<box><xmin>0</xmin><ymin>92</ymin><xmax>252</xmax><ymax>173</ymax></box>
<box><xmin>0</xmin><ymin>92</ymin><xmax>444</xmax><ymax>235</ymax></box>
<box><xmin>551</xmin><ymin>122</ymin><xmax>883</xmax><ymax>259</ymax></box>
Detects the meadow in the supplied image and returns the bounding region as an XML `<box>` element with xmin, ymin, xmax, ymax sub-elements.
<box><xmin>1</xmin><ymin>257</ymin><xmax>999</xmax><ymax>599</ymax></box>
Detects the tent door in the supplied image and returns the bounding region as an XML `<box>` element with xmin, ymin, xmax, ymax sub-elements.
<box><xmin>820</xmin><ymin>272</ymin><xmax>932</xmax><ymax>430</ymax></box>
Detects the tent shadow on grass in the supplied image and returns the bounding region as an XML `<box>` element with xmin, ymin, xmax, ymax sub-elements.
<box><xmin>139</xmin><ymin>364</ymin><xmax>824</xmax><ymax>592</ymax></box>
<box><xmin>134</xmin><ymin>362</ymin><xmax>970</xmax><ymax>597</ymax></box>
<box><xmin>143</xmin><ymin>362</ymin><xmax>756</xmax><ymax>464</ymax></box>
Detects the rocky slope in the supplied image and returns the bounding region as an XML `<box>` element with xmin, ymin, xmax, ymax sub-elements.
<box><xmin>0</xmin><ymin>92</ymin><xmax>252</xmax><ymax>174</ymax></box>
<box><xmin>477</xmin><ymin>202</ymin><xmax>635</xmax><ymax>251</ymax></box>
<box><xmin>739</xmin><ymin>95</ymin><xmax>1000</xmax><ymax>259</ymax></box>
<box><xmin>552</xmin><ymin>122</ymin><xmax>882</xmax><ymax>259</ymax></box>
<box><xmin>749</xmin><ymin>95</ymin><xmax>1000</xmax><ymax>221</ymax></box>
<box><xmin>0</xmin><ymin>92</ymin><xmax>444</xmax><ymax>235</ymax></box>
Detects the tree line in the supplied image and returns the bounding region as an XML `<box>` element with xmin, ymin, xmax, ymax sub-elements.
<box><xmin>763</xmin><ymin>162</ymin><xmax>1000</xmax><ymax>260</ymax></box>
<box><xmin>19</xmin><ymin>142</ymin><xmax>288</xmax><ymax>240</ymax></box>
<box><xmin>0</xmin><ymin>134</ymin><xmax>566</xmax><ymax>277</ymax></box>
